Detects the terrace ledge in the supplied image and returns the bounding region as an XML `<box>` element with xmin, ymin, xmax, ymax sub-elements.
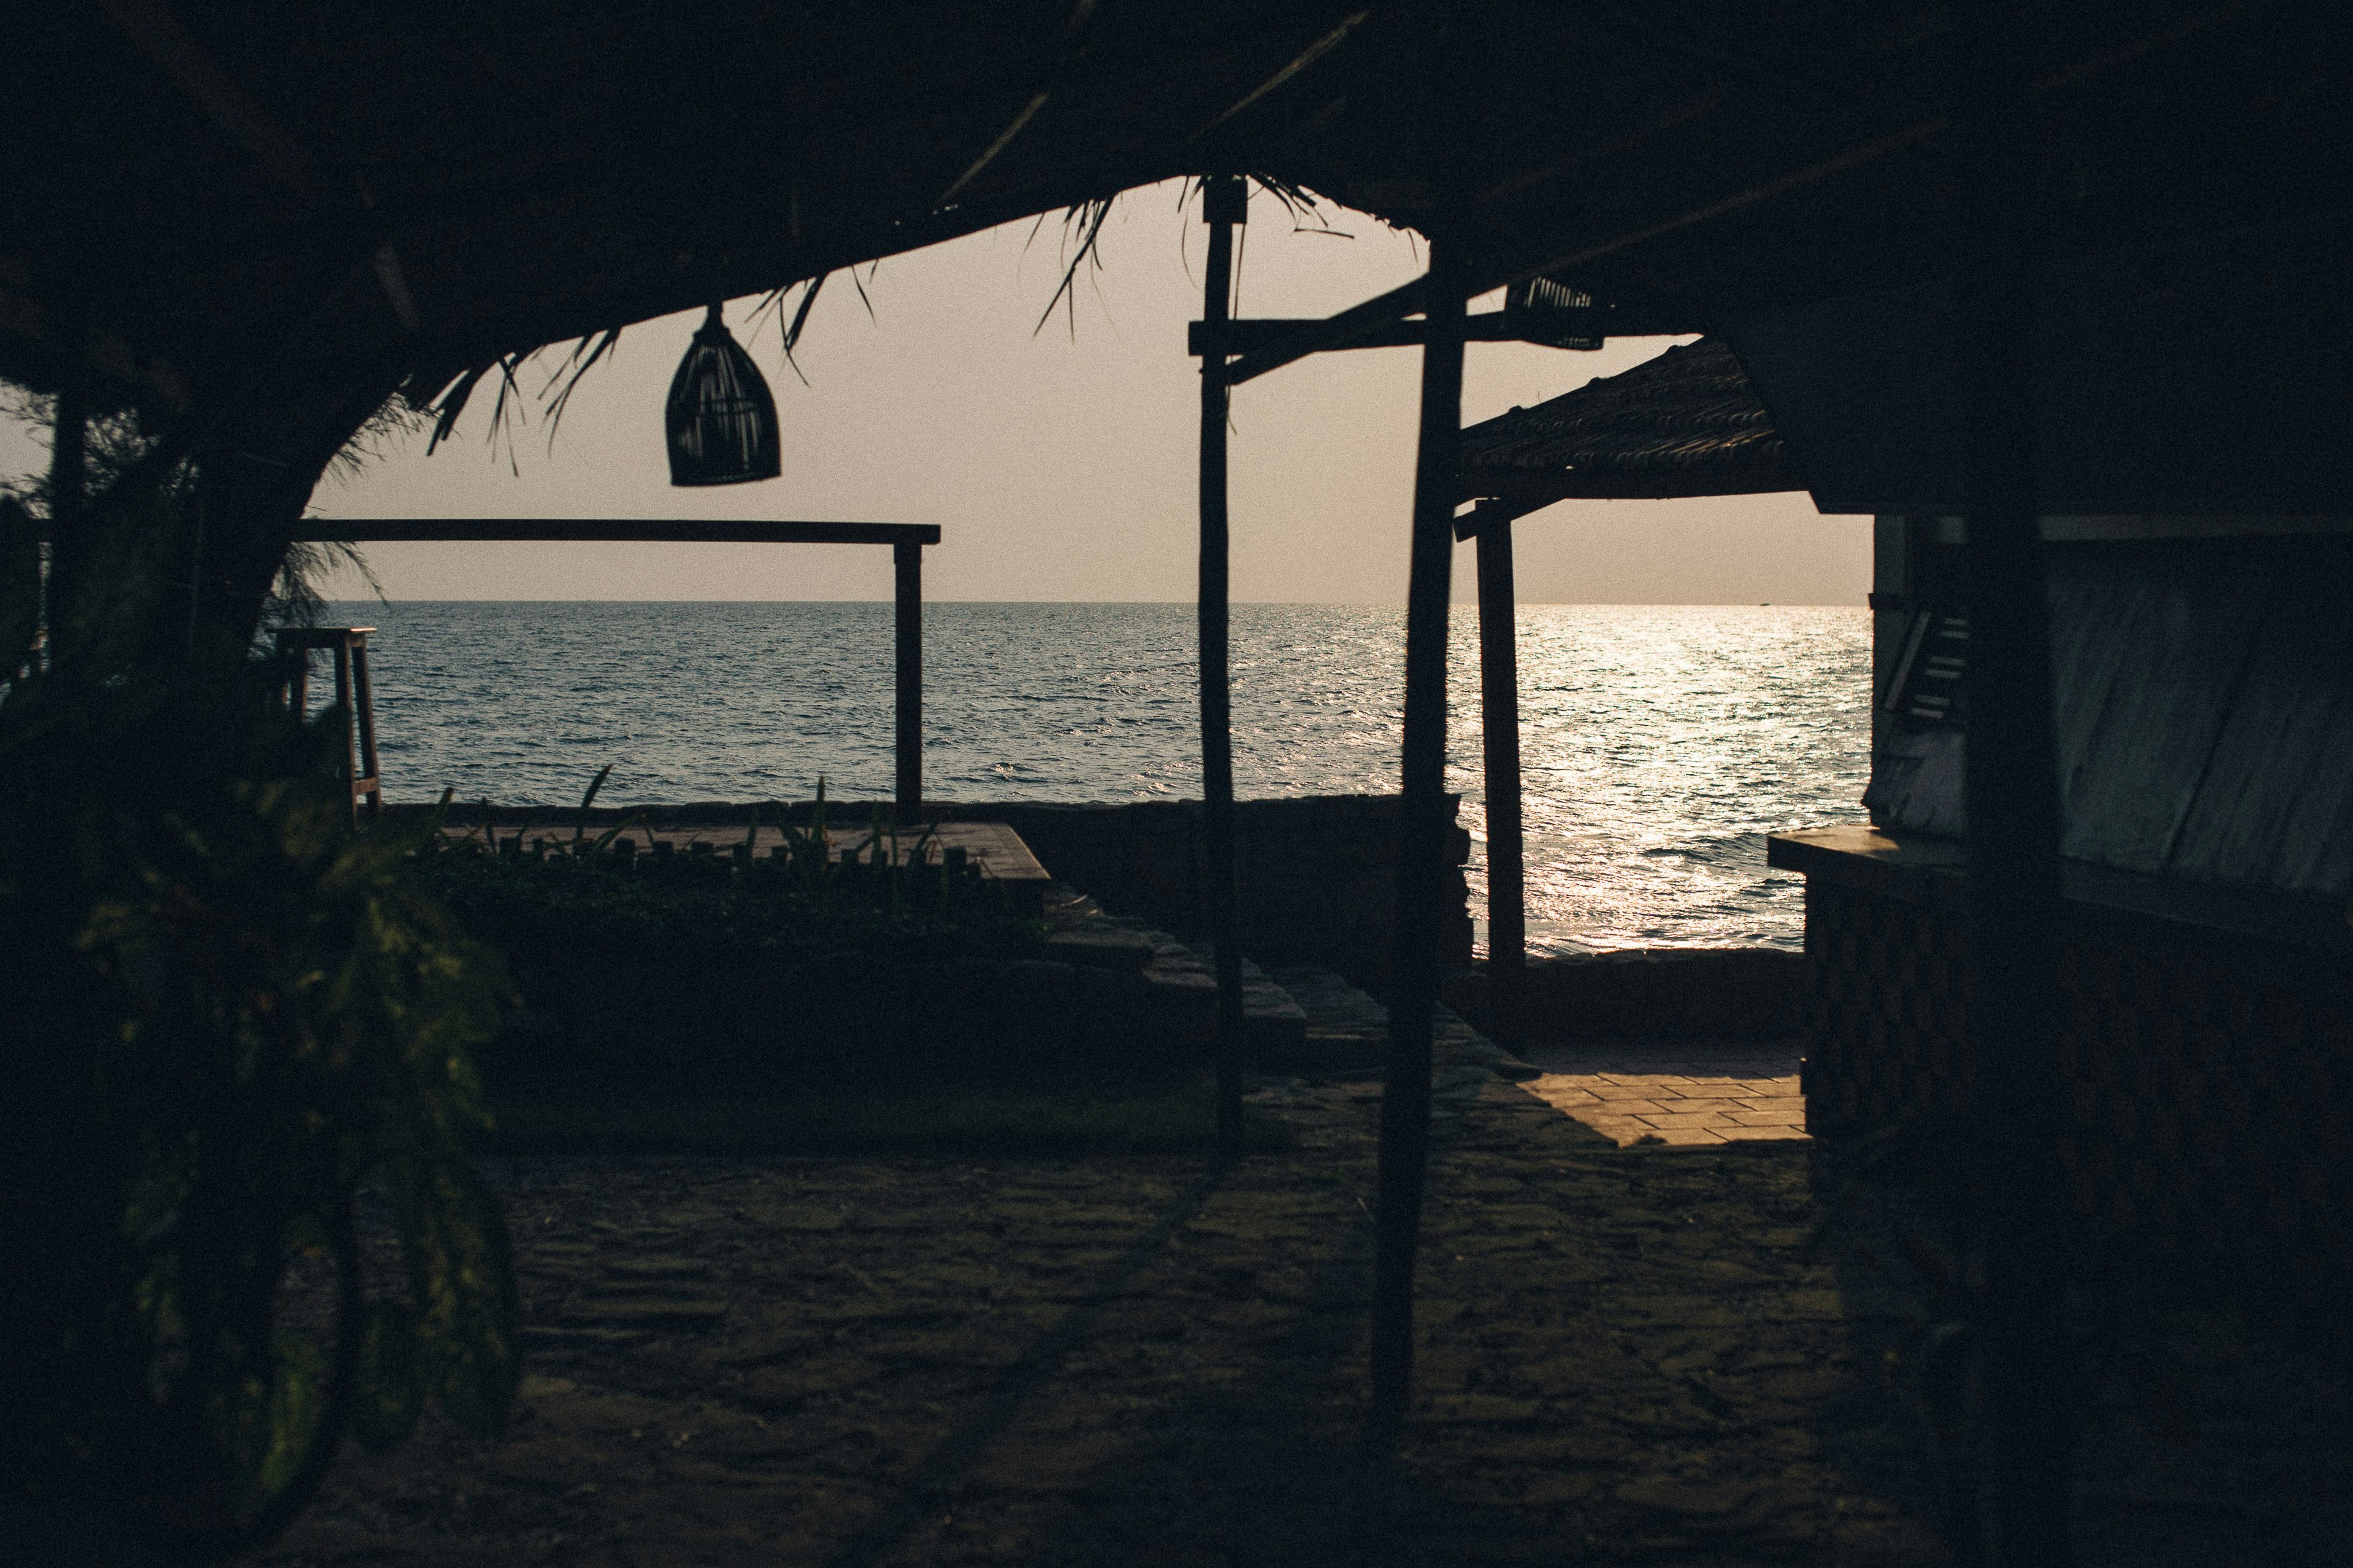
<box><xmin>1769</xmin><ymin>824</ymin><xmax>2351</xmax><ymax>954</ymax></box>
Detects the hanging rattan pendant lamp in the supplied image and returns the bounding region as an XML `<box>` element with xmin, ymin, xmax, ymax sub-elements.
<box><xmin>666</xmin><ymin>302</ymin><xmax>781</xmax><ymax>485</ymax></box>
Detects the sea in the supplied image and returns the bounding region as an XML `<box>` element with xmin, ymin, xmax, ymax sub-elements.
<box><xmin>327</xmin><ymin>602</ymin><xmax>1872</xmax><ymax>955</ymax></box>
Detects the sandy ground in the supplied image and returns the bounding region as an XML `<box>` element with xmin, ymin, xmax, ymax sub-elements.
<box><xmin>257</xmin><ymin>1067</ymin><xmax>1957</xmax><ymax>1567</ymax></box>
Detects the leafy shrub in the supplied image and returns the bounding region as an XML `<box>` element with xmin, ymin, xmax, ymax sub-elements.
<box><xmin>411</xmin><ymin>802</ymin><xmax>1053</xmax><ymax>1094</ymax></box>
<box><xmin>0</xmin><ymin>648</ymin><xmax>518</xmax><ymax>1557</ymax></box>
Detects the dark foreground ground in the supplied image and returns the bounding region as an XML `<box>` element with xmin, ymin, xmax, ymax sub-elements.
<box><xmin>260</xmin><ymin>1073</ymin><xmax>2350</xmax><ymax>1566</ymax></box>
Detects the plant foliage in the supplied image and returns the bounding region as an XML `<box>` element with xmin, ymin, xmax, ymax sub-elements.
<box><xmin>422</xmin><ymin>778</ymin><xmax>1045</xmax><ymax>982</ymax></box>
<box><xmin>0</xmin><ymin>483</ymin><xmax>514</xmax><ymax>1556</ymax></box>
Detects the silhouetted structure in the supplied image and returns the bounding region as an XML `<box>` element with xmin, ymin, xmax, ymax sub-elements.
<box><xmin>292</xmin><ymin>520</ymin><xmax>938</xmax><ymax>821</ymax></box>
<box><xmin>11</xmin><ymin>8</ymin><xmax>2352</xmax><ymax>1559</ymax></box>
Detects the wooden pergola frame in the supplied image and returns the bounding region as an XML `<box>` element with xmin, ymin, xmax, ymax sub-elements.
<box><xmin>290</xmin><ymin>519</ymin><xmax>940</xmax><ymax>821</ymax></box>
<box><xmin>1195</xmin><ymin>148</ymin><xmax>2070</xmax><ymax>1546</ymax></box>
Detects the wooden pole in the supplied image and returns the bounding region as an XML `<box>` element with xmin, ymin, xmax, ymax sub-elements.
<box><xmin>1369</xmin><ymin>232</ymin><xmax>1467</xmax><ymax>1439</ymax></box>
<box><xmin>1473</xmin><ymin>506</ymin><xmax>1527</xmax><ymax>1049</ymax></box>
<box><xmin>1956</xmin><ymin>6</ymin><xmax>2073</xmax><ymax>1561</ymax></box>
<box><xmin>1198</xmin><ymin>173</ymin><xmax>1248</xmax><ymax>1156</ymax></box>
<box><xmin>332</xmin><ymin>635</ymin><xmax>358</xmax><ymax>806</ymax></box>
<box><xmin>894</xmin><ymin>539</ymin><xmax>923</xmax><ymax>823</ymax></box>
<box><xmin>44</xmin><ymin>357</ymin><xmax>87</xmax><ymax>667</ymax></box>
<box><xmin>351</xmin><ymin>632</ymin><xmax>383</xmax><ymax>820</ymax></box>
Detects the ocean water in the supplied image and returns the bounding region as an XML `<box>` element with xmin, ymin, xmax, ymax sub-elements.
<box><xmin>326</xmin><ymin>602</ymin><xmax>1870</xmax><ymax>954</ymax></box>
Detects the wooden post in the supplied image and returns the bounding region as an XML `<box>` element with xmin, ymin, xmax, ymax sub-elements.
<box><xmin>286</xmin><ymin>645</ymin><xmax>311</xmax><ymax>718</ymax></box>
<box><xmin>1198</xmin><ymin>173</ymin><xmax>1248</xmax><ymax>1156</ymax></box>
<box><xmin>1369</xmin><ymin>233</ymin><xmax>1467</xmax><ymax>1438</ymax></box>
<box><xmin>1956</xmin><ymin>7</ymin><xmax>2073</xmax><ymax>1561</ymax></box>
<box><xmin>350</xmin><ymin>632</ymin><xmax>383</xmax><ymax>819</ymax></box>
<box><xmin>1472</xmin><ymin>504</ymin><xmax>1527</xmax><ymax>1048</ymax></box>
<box><xmin>894</xmin><ymin>538</ymin><xmax>923</xmax><ymax>824</ymax></box>
<box><xmin>44</xmin><ymin>358</ymin><xmax>87</xmax><ymax>665</ymax></box>
<box><xmin>332</xmin><ymin>635</ymin><xmax>356</xmax><ymax>779</ymax></box>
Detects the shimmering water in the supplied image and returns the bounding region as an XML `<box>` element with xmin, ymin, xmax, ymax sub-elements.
<box><xmin>327</xmin><ymin>602</ymin><xmax>1870</xmax><ymax>953</ymax></box>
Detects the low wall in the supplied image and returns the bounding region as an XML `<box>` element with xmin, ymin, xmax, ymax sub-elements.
<box><xmin>945</xmin><ymin>796</ymin><xmax>1472</xmax><ymax>991</ymax></box>
<box><xmin>415</xmin><ymin>794</ymin><xmax>1473</xmax><ymax>991</ymax></box>
<box><xmin>1444</xmin><ymin>948</ymin><xmax>1807</xmax><ymax>1043</ymax></box>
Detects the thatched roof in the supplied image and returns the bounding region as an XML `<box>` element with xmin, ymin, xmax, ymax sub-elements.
<box><xmin>6</xmin><ymin>3</ymin><xmax>2342</xmax><ymax>428</ymax></box>
<box><xmin>1458</xmin><ymin>338</ymin><xmax>1797</xmax><ymax>503</ymax></box>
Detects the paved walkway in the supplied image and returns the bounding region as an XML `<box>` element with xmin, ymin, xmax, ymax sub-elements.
<box><xmin>265</xmin><ymin>1042</ymin><xmax>1946</xmax><ymax>1566</ymax></box>
<box><xmin>1517</xmin><ymin>1039</ymin><xmax>1807</xmax><ymax>1146</ymax></box>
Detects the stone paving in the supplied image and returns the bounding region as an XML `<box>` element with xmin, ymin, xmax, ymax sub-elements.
<box><xmin>262</xmin><ymin>1044</ymin><xmax>1948</xmax><ymax>1566</ymax></box>
<box><xmin>1517</xmin><ymin>1040</ymin><xmax>1808</xmax><ymax>1147</ymax></box>
<box><xmin>251</xmin><ymin>1036</ymin><xmax>2353</xmax><ymax>1565</ymax></box>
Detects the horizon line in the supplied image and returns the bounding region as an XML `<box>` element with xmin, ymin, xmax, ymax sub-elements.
<box><xmin>319</xmin><ymin>597</ymin><xmax>1867</xmax><ymax>608</ymax></box>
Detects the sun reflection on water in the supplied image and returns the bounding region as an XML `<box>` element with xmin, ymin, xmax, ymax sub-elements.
<box><xmin>338</xmin><ymin>601</ymin><xmax>1868</xmax><ymax>952</ymax></box>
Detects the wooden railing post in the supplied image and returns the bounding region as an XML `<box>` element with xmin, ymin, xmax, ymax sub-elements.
<box><xmin>1957</xmin><ymin>5</ymin><xmax>2073</xmax><ymax>1560</ymax></box>
<box><xmin>893</xmin><ymin>538</ymin><xmax>923</xmax><ymax>824</ymax></box>
<box><xmin>1198</xmin><ymin>171</ymin><xmax>1248</xmax><ymax>1156</ymax></box>
<box><xmin>1369</xmin><ymin>231</ymin><xmax>1467</xmax><ymax>1439</ymax></box>
<box><xmin>1472</xmin><ymin>504</ymin><xmax>1527</xmax><ymax>1048</ymax></box>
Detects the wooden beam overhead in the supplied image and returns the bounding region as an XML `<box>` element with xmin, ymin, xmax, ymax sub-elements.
<box><xmin>1189</xmin><ymin>305</ymin><xmax>1699</xmax><ymax>356</ymax></box>
<box><xmin>1458</xmin><ymin>468</ymin><xmax>1804</xmax><ymax>504</ymax></box>
<box><xmin>294</xmin><ymin>519</ymin><xmax>941</xmax><ymax>546</ymax></box>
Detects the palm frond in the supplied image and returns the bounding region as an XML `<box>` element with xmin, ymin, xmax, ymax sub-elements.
<box><xmin>779</xmin><ymin>274</ymin><xmax>828</xmax><ymax>384</ymax></box>
<box><xmin>539</xmin><ymin>328</ymin><xmax>625</xmax><ymax>447</ymax></box>
<box><xmin>1033</xmin><ymin>195</ymin><xmax>1117</xmax><ymax>337</ymax></box>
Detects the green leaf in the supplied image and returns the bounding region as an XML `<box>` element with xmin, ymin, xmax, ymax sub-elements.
<box><xmin>572</xmin><ymin>763</ymin><xmax>612</xmax><ymax>844</ymax></box>
<box><xmin>255</xmin><ymin>1331</ymin><xmax>328</xmax><ymax>1501</ymax></box>
<box><xmin>590</xmin><ymin>810</ymin><xmax>647</xmax><ymax>855</ymax></box>
<box><xmin>351</xmin><ymin>1300</ymin><xmax>424</xmax><ymax>1451</ymax></box>
<box><xmin>389</xmin><ymin>1145</ymin><xmax>518</xmax><ymax>1438</ymax></box>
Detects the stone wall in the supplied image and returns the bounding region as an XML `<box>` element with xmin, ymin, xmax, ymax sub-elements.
<box><xmin>1444</xmin><ymin>948</ymin><xmax>1807</xmax><ymax>1043</ymax></box>
<box><xmin>939</xmin><ymin>794</ymin><xmax>1474</xmax><ymax>991</ymax></box>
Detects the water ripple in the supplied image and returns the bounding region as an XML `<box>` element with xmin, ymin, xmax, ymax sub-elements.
<box><xmin>331</xmin><ymin>602</ymin><xmax>1868</xmax><ymax>953</ymax></box>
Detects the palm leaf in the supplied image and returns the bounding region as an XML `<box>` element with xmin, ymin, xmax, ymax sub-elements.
<box><xmin>571</xmin><ymin>764</ymin><xmax>612</xmax><ymax>845</ymax></box>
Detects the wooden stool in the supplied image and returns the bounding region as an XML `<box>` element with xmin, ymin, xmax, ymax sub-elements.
<box><xmin>274</xmin><ymin>626</ymin><xmax>383</xmax><ymax>822</ymax></box>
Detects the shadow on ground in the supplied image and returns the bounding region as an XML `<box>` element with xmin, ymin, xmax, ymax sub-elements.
<box><xmin>264</xmin><ymin>1073</ymin><xmax>1957</xmax><ymax>1567</ymax></box>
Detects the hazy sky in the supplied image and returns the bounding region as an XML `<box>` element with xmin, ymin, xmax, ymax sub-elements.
<box><xmin>4</xmin><ymin>181</ymin><xmax>1868</xmax><ymax>604</ymax></box>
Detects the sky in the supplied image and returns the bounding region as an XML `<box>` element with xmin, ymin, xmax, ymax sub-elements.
<box><xmin>2</xmin><ymin>181</ymin><xmax>1868</xmax><ymax>605</ymax></box>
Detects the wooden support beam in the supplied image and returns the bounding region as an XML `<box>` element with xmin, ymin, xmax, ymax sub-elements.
<box><xmin>1458</xmin><ymin>466</ymin><xmax>1806</xmax><ymax>505</ymax></box>
<box><xmin>98</xmin><ymin>0</ymin><xmax>327</xmax><ymax>202</ymax></box>
<box><xmin>1472</xmin><ymin>504</ymin><xmax>1527</xmax><ymax>1050</ymax></box>
<box><xmin>1955</xmin><ymin>8</ymin><xmax>2074</xmax><ymax>1561</ymax></box>
<box><xmin>1220</xmin><ymin>9</ymin><xmax>2218</xmax><ymax>399</ymax></box>
<box><xmin>1198</xmin><ymin>173</ymin><xmax>1249</xmax><ymax>1157</ymax></box>
<box><xmin>296</xmin><ymin>518</ymin><xmax>939</xmax><ymax>820</ymax></box>
<box><xmin>1223</xmin><ymin>274</ymin><xmax>1429</xmax><ymax>386</ymax></box>
<box><xmin>1369</xmin><ymin>233</ymin><xmax>1468</xmax><ymax>1438</ymax></box>
<box><xmin>43</xmin><ymin>354</ymin><xmax>86</xmax><ymax>667</ymax></box>
<box><xmin>1187</xmin><ymin>305</ymin><xmax>1698</xmax><ymax>357</ymax></box>
<box><xmin>294</xmin><ymin>519</ymin><xmax>941</xmax><ymax>546</ymax></box>
<box><xmin>893</xmin><ymin>538</ymin><xmax>922</xmax><ymax>824</ymax></box>
<box><xmin>1220</xmin><ymin>284</ymin><xmax>1708</xmax><ymax>383</ymax></box>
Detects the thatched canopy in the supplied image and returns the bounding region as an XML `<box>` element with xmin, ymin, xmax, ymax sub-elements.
<box><xmin>5</xmin><ymin>6</ymin><xmax>2341</xmax><ymax>400</ymax></box>
<box><xmin>3</xmin><ymin>3</ymin><xmax>2348</xmax><ymax>518</ymax></box>
<box><xmin>1458</xmin><ymin>338</ymin><xmax>1797</xmax><ymax>503</ymax></box>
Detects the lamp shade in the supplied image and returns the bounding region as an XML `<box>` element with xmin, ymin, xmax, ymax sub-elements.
<box><xmin>665</xmin><ymin>303</ymin><xmax>781</xmax><ymax>485</ymax></box>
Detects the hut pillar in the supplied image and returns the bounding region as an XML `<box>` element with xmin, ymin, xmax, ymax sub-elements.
<box><xmin>1956</xmin><ymin>15</ymin><xmax>2073</xmax><ymax>1562</ymax></box>
<box><xmin>893</xmin><ymin>538</ymin><xmax>923</xmax><ymax>823</ymax></box>
<box><xmin>1369</xmin><ymin>233</ymin><xmax>1468</xmax><ymax>1435</ymax></box>
<box><xmin>42</xmin><ymin>360</ymin><xmax>87</xmax><ymax>665</ymax></box>
<box><xmin>1470</xmin><ymin>500</ymin><xmax>1527</xmax><ymax>1047</ymax></box>
<box><xmin>1197</xmin><ymin>173</ymin><xmax>1248</xmax><ymax>1154</ymax></box>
